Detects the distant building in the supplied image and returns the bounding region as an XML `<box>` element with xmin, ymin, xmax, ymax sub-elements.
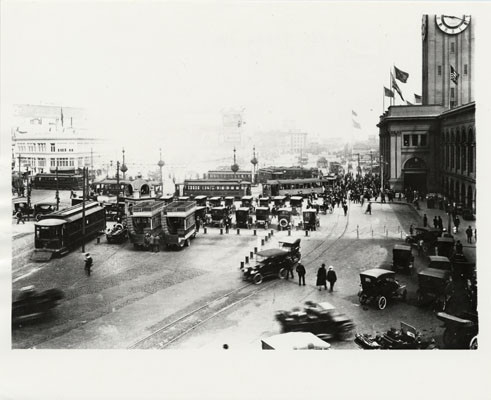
<box><xmin>221</xmin><ymin>108</ymin><xmax>245</xmax><ymax>145</ymax></box>
<box><xmin>289</xmin><ymin>132</ymin><xmax>308</xmax><ymax>154</ymax></box>
<box><xmin>378</xmin><ymin>15</ymin><xmax>475</xmax><ymax>211</ymax></box>
<box><xmin>12</xmin><ymin>104</ymin><xmax>103</xmax><ymax>176</ymax></box>
<box><xmin>207</xmin><ymin>169</ymin><xmax>252</xmax><ymax>181</ymax></box>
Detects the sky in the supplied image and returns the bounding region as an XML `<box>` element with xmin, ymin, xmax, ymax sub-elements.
<box><xmin>1</xmin><ymin>2</ymin><xmax>489</xmax><ymax>162</ymax></box>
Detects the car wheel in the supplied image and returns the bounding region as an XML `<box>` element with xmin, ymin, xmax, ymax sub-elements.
<box><xmin>253</xmin><ymin>273</ymin><xmax>263</xmax><ymax>285</ymax></box>
<box><xmin>184</xmin><ymin>239</ymin><xmax>190</xmax><ymax>247</ymax></box>
<box><xmin>279</xmin><ymin>268</ymin><xmax>287</xmax><ymax>279</ymax></box>
<box><xmin>359</xmin><ymin>293</ymin><xmax>368</xmax><ymax>305</ymax></box>
<box><xmin>469</xmin><ymin>335</ymin><xmax>478</xmax><ymax>350</ymax></box>
<box><xmin>377</xmin><ymin>296</ymin><xmax>387</xmax><ymax>310</ymax></box>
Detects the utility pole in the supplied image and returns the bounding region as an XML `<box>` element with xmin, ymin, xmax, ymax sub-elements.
<box><xmin>55</xmin><ymin>166</ymin><xmax>60</xmax><ymax>210</ymax></box>
<box><xmin>82</xmin><ymin>167</ymin><xmax>86</xmax><ymax>253</ymax></box>
<box><xmin>380</xmin><ymin>155</ymin><xmax>384</xmax><ymax>191</ymax></box>
<box><xmin>157</xmin><ymin>148</ymin><xmax>165</xmax><ymax>195</ymax></box>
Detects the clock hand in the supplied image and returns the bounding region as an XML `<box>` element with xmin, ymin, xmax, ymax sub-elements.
<box><xmin>442</xmin><ymin>15</ymin><xmax>464</xmax><ymax>21</ymax></box>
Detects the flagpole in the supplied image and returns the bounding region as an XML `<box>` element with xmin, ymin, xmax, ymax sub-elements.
<box><xmin>383</xmin><ymin>86</ymin><xmax>385</xmax><ymax>113</ymax></box>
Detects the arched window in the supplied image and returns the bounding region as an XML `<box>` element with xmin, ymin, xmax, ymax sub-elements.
<box><xmin>455</xmin><ymin>130</ymin><xmax>461</xmax><ymax>170</ymax></box>
<box><xmin>468</xmin><ymin>127</ymin><xmax>474</xmax><ymax>173</ymax></box>
<box><xmin>461</xmin><ymin>128</ymin><xmax>467</xmax><ymax>173</ymax></box>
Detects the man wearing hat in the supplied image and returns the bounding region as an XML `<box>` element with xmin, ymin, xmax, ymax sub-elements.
<box><xmin>326</xmin><ymin>265</ymin><xmax>337</xmax><ymax>292</ymax></box>
<box><xmin>84</xmin><ymin>253</ymin><xmax>93</xmax><ymax>276</ymax></box>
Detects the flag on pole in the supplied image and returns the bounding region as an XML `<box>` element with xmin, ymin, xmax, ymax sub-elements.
<box><xmin>352</xmin><ymin>119</ymin><xmax>361</xmax><ymax>129</ymax></box>
<box><xmin>384</xmin><ymin>87</ymin><xmax>394</xmax><ymax>97</ymax></box>
<box><xmin>391</xmin><ymin>72</ymin><xmax>404</xmax><ymax>101</ymax></box>
<box><xmin>414</xmin><ymin>94</ymin><xmax>422</xmax><ymax>103</ymax></box>
<box><xmin>352</xmin><ymin>110</ymin><xmax>358</xmax><ymax>117</ymax></box>
<box><xmin>450</xmin><ymin>65</ymin><xmax>460</xmax><ymax>84</ymax></box>
<box><xmin>394</xmin><ymin>66</ymin><xmax>409</xmax><ymax>83</ymax></box>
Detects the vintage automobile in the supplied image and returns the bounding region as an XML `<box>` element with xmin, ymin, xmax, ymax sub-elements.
<box><xmin>224</xmin><ymin>196</ymin><xmax>235</xmax><ymax>209</ymax></box>
<box><xmin>12</xmin><ymin>197</ymin><xmax>34</xmax><ymax>218</ymax></box>
<box><xmin>416</xmin><ymin>268</ymin><xmax>453</xmax><ymax>311</ymax></box>
<box><xmin>277</xmin><ymin>207</ymin><xmax>293</xmax><ymax>230</ymax></box>
<box><xmin>462</xmin><ymin>208</ymin><xmax>476</xmax><ymax>221</ymax></box>
<box><xmin>193</xmin><ymin>195</ymin><xmax>208</xmax><ymax>207</ymax></box>
<box><xmin>261</xmin><ymin>332</ymin><xmax>331</xmax><ymax>350</ymax></box>
<box><xmin>289</xmin><ymin>196</ymin><xmax>303</xmax><ymax>209</ymax></box>
<box><xmin>34</xmin><ymin>202</ymin><xmax>57</xmax><ymax>221</ymax></box>
<box><xmin>358</xmin><ymin>269</ymin><xmax>407</xmax><ymax>310</ymax></box>
<box><xmin>302</xmin><ymin>209</ymin><xmax>319</xmax><ymax>231</ymax></box>
<box><xmin>275</xmin><ymin>301</ymin><xmax>354</xmax><ymax>341</ymax></box>
<box><xmin>436</xmin><ymin>237</ymin><xmax>455</xmax><ymax>258</ymax></box>
<box><xmin>437</xmin><ymin>311</ymin><xmax>478</xmax><ymax>349</ymax></box>
<box><xmin>278</xmin><ymin>237</ymin><xmax>301</xmax><ymax>259</ymax></box>
<box><xmin>273</xmin><ymin>195</ymin><xmax>287</xmax><ymax>207</ymax></box>
<box><xmin>106</xmin><ymin>223</ymin><xmax>128</xmax><ymax>244</ymax></box>
<box><xmin>210</xmin><ymin>206</ymin><xmax>228</xmax><ymax>227</ymax></box>
<box><xmin>241</xmin><ymin>195</ymin><xmax>254</xmax><ymax>210</ymax></box>
<box><xmin>12</xmin><ymin>285</ymin><xmax>64</xmax><ymax>325</ymax></box>
<box><xmin>392</xmin><ymin>244</ymin><xmax>414</xmax><ymax>272</ymax></box>
<box><xmin>450</xmin><ymin>253</ymin><xmax>476</xmax><ymax>282</ymax></box>
<box><xmin>255</xmin><ymin>207</ymin><xmax>271</xmax><ymax>229</ymax></box>
<box><xmin>428</xmin><ymin>255</ymin><xmax>451</xmax><ymax>271</ymax></box>
<box><xmin>243</xmin><ymin>248</ymin><xmax>299</xmax><ymax>284</ymax></box>
<box><xmin>405</xmin><ymin>226</ymin><xmax>442</xmax><ymax>248</ymax></box>
<box><xmin>235</xmin><ymin>207</ymin><xmax>251</xmax><ymax>229</ymax></box>
<box><xmin>355</xmin><ymin>322</ymin><xmax>436</xmax><ymax>350</ymax></box>
<box><xmin>209</xmin><ymin>196</ymin><xmax>222</xmax><ymax>208</ymax></box>
<box><xmin>258</xmin><ymin>196</ymin><xmax>270</xmax><ymax>207</ymax></box>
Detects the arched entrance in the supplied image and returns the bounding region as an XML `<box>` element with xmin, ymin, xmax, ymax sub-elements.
<box><xmin>403</xmin><ymin>157</ymin><xmax>427</xmax><ymax>193</ymax></box>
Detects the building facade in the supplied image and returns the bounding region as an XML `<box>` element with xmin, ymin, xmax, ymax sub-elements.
<box><xmin>12</xmin><ymin>104</ymin><xmax>103</xmax><ymax>176</ymax></box>
<box><xmin>378</xmin><ymin>15</ymin><xmax>475</xmax><ymax>211</ymax></box>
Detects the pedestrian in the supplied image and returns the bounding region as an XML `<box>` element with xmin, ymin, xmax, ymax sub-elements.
<box><xmin>423</xmin><ymin>214</ymin><xmax>428</xmax><ymax>227</ymax></box>
<box><xmin>296</xmin><ymin>263</ymin><xmax>306</xmax><ymax>286</ymax></box>
<box><xmin>455</xmin><ymin>240</ymin><xmax>463</xmax><ymax>254</ymax></box>
<box><xmin>466</xmin><ymin>226</ymin><xmax>473</xmax><ymax>243</ymax></box>
<box><xmin>343</xmin><ymin>203</ymin><xmax>348</xmax><ymax>216</ymax></box>
<box><xmin>196</xmin><ymin>217</ymin><xmax>201</xmax><ymax>233</ymax></box>
<box><xmin>454</xmin><ymin>216</ymin><xmax>460</xmax><ymax>233</ymax></box>
<box><xmin>153</xmin><ymin>233</ymin><xmax>160</xmax><ymax>253</ymax></box>
<box><xmin>437</xmin><ymin>216</ymin><xmax>443</xmax><ymax>230</ymax></box>
<box><xmin>149</xmin><ymin>234</ymin><xmax>155</xmax><ymax>252</ymax></box>
<box><xmin>316</xmin><ymin>263</ymin><xmax>327</xmax><ymax>291</ymax></box>
<box><xmin>327</xmin><ymin>266</ymin><xmax>337</xmax><ymax>292</ymax></box>
<box><xmin>16</xmin><ymin>210</ymin><xmax>25</xmax><ymax>224</ymax></box>
<box><xmin>432</xmin><ymin>216</ymin><xmax>438</xmax><ymax>228</ymax></box>
<box><xmin>365</xmin><ymin>202</ymin><xmax>372</xmax><ymax>215</ymax></box>
<box><xmin>84</xmin><ymin>253</ymin><xmax>93</xmax><ymax>276</ymax></box>
<box><xmin>409</xmin><ymin>224</ymin><xmax>414</xmax><ymax>235</ymax></box>
<box><xmin>285</xmin><ymin>262</ymin><xmax>294</xmax><ymax>280</ymax></box>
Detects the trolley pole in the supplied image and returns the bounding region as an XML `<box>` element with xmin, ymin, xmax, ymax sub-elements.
<box><xmin>82</xmin><ymin>167</ymin><xmax>86</xmax><ymax>253</ymax></box>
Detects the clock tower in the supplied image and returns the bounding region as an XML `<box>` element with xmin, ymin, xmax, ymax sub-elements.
<box><xmin>422</xmin><ymin>14</ymin><xmax>474</xmax><ymax>107</ymax></box>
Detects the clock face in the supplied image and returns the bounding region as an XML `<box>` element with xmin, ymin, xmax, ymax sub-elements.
<box><xmin>435</xmin><ymin>15</ymin><xmax>471</xmax><ymax>35</ymax></box>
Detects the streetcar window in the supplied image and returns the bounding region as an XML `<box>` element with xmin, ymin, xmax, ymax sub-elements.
<box><xmin>132</xmin><ymin>217</ymin><xmax>151</xmax><ymax>233</ymax></box>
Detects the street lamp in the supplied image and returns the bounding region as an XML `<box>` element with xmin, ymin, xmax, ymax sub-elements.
<box><xmin>231</xmin><ymin>147</ymin><xmax>239</xmax><ymax>177</ymax></box>
<box><xmin>55</xmin><ymin>166</ymin><xmax>60</xmax><ymax>210</ymax></box>
<box><xmin>250</xmin><ymin>146</ymin><xmax>258</xmax><ymax>185</ymax></box>
<box><xmin>157</xmin><ymin>148</ymin><xmax>165</xmax><ymax>195</ymax></box>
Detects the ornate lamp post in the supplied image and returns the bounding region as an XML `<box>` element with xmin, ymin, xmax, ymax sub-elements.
<box><xmin>231</xmin><ymin>147</ymin><xmax>239</xmax><ymax>177</ymax></box>
<box><xmin>121</xmin><ymin>148</ymin><xmax>128</xmax><ymax>181</ymax></box>
<box><xmin>157</xmin><ymin>148</ymin><xmax>165</xmax><ymax>194</ymax></box>
<box><xmin>250</xmin><ymin>146</ymin><xmax>258</xmax><ymax>184</ymax></box>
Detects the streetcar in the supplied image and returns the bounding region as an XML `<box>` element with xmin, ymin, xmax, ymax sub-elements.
<box><xmin>263</xmin><ymin>178</ymin><xmax>324</xmax><ymax>198</ymax></box>
<box><xmin>32</xmin><ymin>172</ymin><xmax>85</xmax><ymax>190</ymax></box>
<box><xmin>127</xmin><ymin>200</ymin><xmax>166</xmax><ymax>250</ymax></box>
<box><xmin>177</xmin><ymin>179</ymin><xmax>251</xmax><ymax>199</ymax></box>
<box><xmin>161</xmin><ymin>201</ymin><xmax>197</xmax><ymax>249</ymax></box>
<box><xmin>33</xmin><ymin>201</ymin><xmax>106</xmax><ymax>258</ymax></box>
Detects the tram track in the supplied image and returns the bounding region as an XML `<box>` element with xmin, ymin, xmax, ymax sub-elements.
<box><xmin>128</xmin><ymin>205</ymin><xmax>353</xmax><ymax>349</ymax></box>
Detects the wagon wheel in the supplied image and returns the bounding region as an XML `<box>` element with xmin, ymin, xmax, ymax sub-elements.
<box><xmin>469</xmin><ymin>335</ymin><xmax>478</xmax><ymax>349</ymax></box>
<box><xmin>359</xmin><ymin>293</ymin><xmax>368</xmax><ymax>305</ymax></box>
<box><xmin>376</xmin><ymin>295</ymin><xmax>387</xmax><ymax>310</ymax></box>
<box><xmin>278</xmin><ymin>268</ymin><xmax>287</xmax><ymax>279</ymax></box>
<box><xmin>253</xmin><ymin>273</ymin><xmax>263</xmax><ymax>285</ymax></box>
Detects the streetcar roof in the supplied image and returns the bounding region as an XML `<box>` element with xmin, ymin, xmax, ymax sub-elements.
<box><xmin>267</xmin><ymin>178</ymin><xmax>321</xmax><ymax>185</ymax></box>
<box><xmin>35</xmin><ymin>218</ymin><xmax>65</xmax><ymax>226</ymax></box>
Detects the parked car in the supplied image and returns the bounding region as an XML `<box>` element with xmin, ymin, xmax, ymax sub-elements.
<box><xmin>275</xmin><ymin>301</ymin><xmax>354</xmax><ymax>341</ymax></box>
<box><xmin>278</xmin><ymin>237</ymin><xmax>301</xmax><ymax>259</ymax></box>
<box><xmin>255</xmin><ymin>207</ymin><xmax>271</xmax><ymax>229</ymax></box>
<box><xmin>405</xmin><ymin>226</ymin><xmax>442</xmax><ymax>247</ymax></box>
<box><xmin>437</xmin><ymin>311</ymin><xmax>478</xmax><ymax>349</ymax></box>
<box><xmin>436</xmin><ymin>237</ymin><xmax>455</xmax><ymax>258</ymax></box>
<box><xmin>392</xmin><ymin>244</ymin><xmax>413</xmax><ymax>272</ymax></box>
<box><xmin>358</xmin><ymin>269</ymin><xmax>407</xmax><ymax>310</ymax></box>
<box><xmin>277</xmin><ymin>207</ymin><xmax>293</xmax><ymax>230</ymax></box>
<box><xmin>34</xmin><ymin>202</ymin><xmax>57</xmax><ymax>221</ymax></box>
<box><xmin>462</xmin><ymin>208</ymin><xmax>475</xmax><ymax>221</ymax></box>
<box><xmin>302</xmin><ymin>209</ymin><xmax>319</xmax><ymax>231</ymax></box>
<box><xmin>243</xmin><ymin>248</ymin><xmax>299</xmax><ymax>284</ymax></box>
<box><xmin>416</xmin><ymin>268</ymin><xmax>453</xmax><ymax>311</ymax></box>
<box><xmin>12</xmin><ymin>285</ymin><xmax>64</xmax><ymax>325</ymax></box>
<box><xmin>106</xmin><ymin>223</ymin><xmax>128</xmax><ymax>244</ymax></box>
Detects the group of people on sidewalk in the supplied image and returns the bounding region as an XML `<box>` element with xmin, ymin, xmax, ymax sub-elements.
<box><xmin>287</xmin><ymin>262</ymin><xmax>338</xmax><ymax>292</ymax></box>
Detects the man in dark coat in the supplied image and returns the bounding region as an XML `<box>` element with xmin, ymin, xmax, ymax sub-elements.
<box><xmin>437</xmin><ymin>216</ymin><xmax>443</xmax><ymax>230</ymax></box>
<box><xmin>84</xmin><ymin>253</ymin><xmax>93</xmax><ymax>276</ymax></box>
<box><xmin>466</xmin><ymin>226</ymin><xmax>473</xmax><ymax>243</ymax></box>
<box><xmin>455</xmin><ymin>240</ymin><xmax>463</xmax><ymax>254</ymax></box>
<box><xmin>316</xmin><ymin>264</ymin><xmax>327</xmax><ymax>291</ymax></box>
<box><xmin>296</xmin><ymin>263</ymin><xmax>306</xmax><ymax>286</ymax></box>
<box><xmin>327</xmin><ymin>266</ymin><xmax>337</xmax><ymax>292</ymax></box>
<box><xmin>454</xmin><ymin>216</ymin><xmax>460</xmax><ymax>233</ymax></box>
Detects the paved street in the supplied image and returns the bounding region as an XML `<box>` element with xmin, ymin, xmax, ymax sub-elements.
<box><xmin>12</xmin><ymin>190</ymin><xmax>476</xmax><ymax>349</ymax></box>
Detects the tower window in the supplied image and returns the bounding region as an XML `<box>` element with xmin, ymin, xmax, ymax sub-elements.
<box><xmin>438</xmin><ymin>66</ymin><xmax>442</xmax><ymax>76</ymax></box>
<box><xmin>450</xmin><ymin>42</ymin><xmax>455</xmax><ymax>53</ymax></box>
<box><xmin>464</xmin><ymin>64</ymin><xmax>468</xmax><ymax>75</ymax></box>
<box><xmin>403</xmin><ymin>135</ymin><xmax>410</xmax><ymax>146</ymax></box>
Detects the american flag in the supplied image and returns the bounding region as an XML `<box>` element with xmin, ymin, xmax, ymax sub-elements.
<box><xmin>450</xmin><ymin>65</ymin><xmax>460</xmax><ymax>84</ymax></box>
